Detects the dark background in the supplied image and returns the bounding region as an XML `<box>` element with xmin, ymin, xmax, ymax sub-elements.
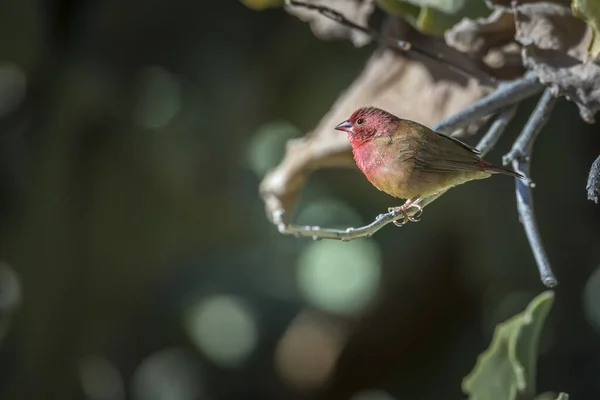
<box><xmin>0</xmin><ymin>0</ymin><xmax>599</xmax><ymax>399</ymax></box>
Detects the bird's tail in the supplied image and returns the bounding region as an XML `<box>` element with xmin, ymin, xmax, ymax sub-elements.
<box><xmin>477</xmin><ymin>161</ymin><xmax>525</xmax><ymax>180</ymax></box>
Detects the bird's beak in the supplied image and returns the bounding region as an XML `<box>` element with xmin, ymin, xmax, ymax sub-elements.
<box><xmin>335</xmin><ymin>120</ymin><xmax>353</xmax><ymax>133</ymax></box>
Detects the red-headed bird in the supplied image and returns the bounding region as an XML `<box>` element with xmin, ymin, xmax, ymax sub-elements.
<box><xmin>335</xmin><ymin>107</ymin><xmax>523</xmax><ymax>226</ymax></box>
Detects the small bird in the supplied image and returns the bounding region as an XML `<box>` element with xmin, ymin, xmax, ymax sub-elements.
<box><xmin>335</xmin><ymin>106</ymin><xmax>523</xmax><ymax>226</ymax></box>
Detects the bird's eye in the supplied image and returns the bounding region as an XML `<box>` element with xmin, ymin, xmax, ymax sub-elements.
<box><xmin>356</xmin><ymin>118</ymin><xmax>365</xmax><ymax>126</ymax></box>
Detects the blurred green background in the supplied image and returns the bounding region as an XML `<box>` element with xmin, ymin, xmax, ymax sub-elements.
<box><xmin>0</xmin><ymin>0</ymin><xmax>599</xmax><ymax>399</ymax></box>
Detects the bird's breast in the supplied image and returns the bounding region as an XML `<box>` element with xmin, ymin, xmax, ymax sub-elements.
<box><xmin>352</xmin><ymin>140</ymin><xmax>413</xmax><ymax>198</ymax></box>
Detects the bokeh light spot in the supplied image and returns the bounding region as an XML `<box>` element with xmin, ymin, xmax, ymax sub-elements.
<box><xmin>297</xmin><ymin>239</ymin><xmax>381</xmax><ymax>316</ymax></box>
<box><xmin>275</xmin><ymin>311</ymin><xmax>343</xmax><ymax>390</ymax></box>
<box><xmin>79</xmin><ymin>355</ymin><xmax>125</xmax><ymax>400</ymax></box>
<box><xmin>0</xmin><ymin>62</ymin><xmax>26</xmax><ymax>118</ymax></box>
<box><xmin>133</xmin><ymin>66</ymin><xmax>181</xmax><ymax>129</ymax></box>
<box><xmin>184</xmin><ymin>295</ymin><xmax>257</xmax><ymax>368</ymax></box>
<box><xmin>131</xmin><ymin>348</ymin><xmax>205</xmax><ymax>400</ymax></box>
<box><xmin>351</xmin><ymin>389</ymin><xmax>396</xmax><ymax>400</ymax></box>
<box><xmin>246</xmin><ymin>121</ymin><xmax>302</xmax><ymax>177</ymax></box>
<box><xmin>295</xmin><ymin>198</ymin><xmax>363</xmax><ymax>229</ymax></box>
<box><xmin>0</xmin><ymin>262</ymin><xmax>21</xmax><ymax>310</ymax></box>
<box><xmin>583</xmin><ymin>266</ymin><xmax>600</xmax><ymax>333</ymax></box>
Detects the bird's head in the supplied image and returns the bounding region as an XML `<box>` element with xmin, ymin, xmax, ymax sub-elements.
<box><xmin>335</xmin><ymin>107</ymin><xmax>400</xmax><ymax>146</ymax></box>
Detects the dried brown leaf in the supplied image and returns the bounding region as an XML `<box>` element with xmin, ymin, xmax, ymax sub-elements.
<box><xmin>514</xmin><ymin>2</ymin><xmax>586</xmax><ymax>51</ymax></box>
<box><xmin>259</xmin><ymin>23</ymin><xmax>492</xmax><ymax>223</ymax></box>
<box><xmin>446</xmin><ymin>9</ymin><xmax>516</xmax><ymax>58</ymax></box>
<box><xmin>284</xmin><ymin>0</ymin><xmax>375</xmax><ymax>47</ymax></box>
<box><xmin>482</xmin><ymin>43</ymin><xmax>526</xmax><ymax>78</ymax></box>
<box><xmin>445</xmin><ymin>9</ymin><xmax>524</xmax><ymax>78</ymax></box>
<box><xmin>448</xmin><ymin>0</ymin><xmax>600</xmax><ymax>122</ymax></box>
<box><xmin>514</xmin><ymin>1</ymin><xmax>600</xmax><ymax>122</ymax></box>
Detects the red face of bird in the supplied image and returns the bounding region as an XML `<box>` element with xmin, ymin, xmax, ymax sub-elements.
<box><xmin>335</xmin><ymin>107</ymin><xmax>400</xmax><ymax>146</ymax></box>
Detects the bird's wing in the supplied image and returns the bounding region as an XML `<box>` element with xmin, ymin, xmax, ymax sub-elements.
<box><xmin>434</xmin><ymin>131</ymin><xmax>481</xmax><ymax>155</ymax></box>
<box><xmin>410</xmin><ymin>131</ymin><xmax>485</xmax><ymax>173</ymax></box>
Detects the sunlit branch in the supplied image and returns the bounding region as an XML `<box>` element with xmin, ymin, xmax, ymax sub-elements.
<box><xmin>476</xmin><ymin>106</ymin><xmax>518</xmax><ymax>152</ymax></box>
<box><xmin>586</xmin><ymin>155</ymin><xmax>600</xmax><ymax>203</ymax></box>
<box><xmin>284</xmin><ymin>0</ymin><xmax>496</xmax><ymax>85</ymax></box>
<box><xmin>273</xmin><ymin>92</ymin><xmax>522</xmax><ymax>239</ymax></box>
<box><xmin>503</xmin><ymin>89</ymin><xmax>559</xmax><ymax>288</ymax></box>
<box><xmin>433</xmin><ymin>72</ymin><xmax>542</xmax><ymax>134</ymax></box>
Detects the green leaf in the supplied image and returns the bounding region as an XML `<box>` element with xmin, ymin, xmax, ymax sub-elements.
<box><xmin>462</xmin><ymin>291</ymin><xmax>555</xmax><ymax>400</ymax></box>
<box><xmin>377</xmin><ymin>0</ymin><xmax>422</xmax><ymax>21</ymax></box>
<box><xmin>376</xmin><ymin>0</ymin><xmax>490</xmax><ymax>36</ymax></box>
<box><xmin>393</xmin><ymin>0</ymin><xmax>473</xmax><ymax>15</ymax></box>
<box><xmin>572</xmin><ymin>0</ymin><xmax>600</xmax><ymax>60</ymax></box>
<box><xmin>415</xmin><ymin>6</ymin><xmax>462</xmax><ymax>36</ymax></box>
<box><xmin>535</xmin><ymin>392</ymin><xmax>570</xmax><ymax>400</ymax></box>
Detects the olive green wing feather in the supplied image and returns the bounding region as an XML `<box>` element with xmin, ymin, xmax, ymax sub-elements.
<box><xmin>435</xmin><ymin>131</ymin><xmax>481</xmax><ymax>155</ymax></box>
<box><xmin>411</xmin><ymin>130</ymin><xmax>486</xmax><ymax>173</ymax></box>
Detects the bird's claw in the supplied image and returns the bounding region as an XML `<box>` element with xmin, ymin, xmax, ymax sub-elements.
<box><xmin>409</xmin><ymin>204</ymin><xmax>423</xmax><ymax>222</ymax></box>
<box><xmin>392</xmin><ymin>219</ymin><xmax>407</xmax><ymax>227</ymax></box>
<box><xmin>388</xmin><ymin>203</ymin><xmax>423</xmax><ymax>227</ymax></box>
<box><xmin>387</xmin><ymin>207</ymin><xmax>405</xmax><ymax>227</ymax></box>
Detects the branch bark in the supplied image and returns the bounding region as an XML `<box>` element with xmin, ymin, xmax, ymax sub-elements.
<box><xmin>433</xmin><ymin>71</ymin><xmax>541</xmax><ymax>134</ymax></box>
<box><xmin>503</xmin><ymin>88</ymin><xmax>559</xmax><ymax>288</ymax></box>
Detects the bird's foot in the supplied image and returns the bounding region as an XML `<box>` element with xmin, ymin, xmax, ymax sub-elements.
<box><xmin>388</xmin><ymin>207</ymin><xmax>407</xmax><ymax>227</ymax></box>
<box><xmin>407</xmin><ymin>203</ymin><xmax>423</xmax><ymax>222</ymax></box>
<box><xmin>388</xmin><ymin>201</ymin><xmax>423</xmax><ymax>227</ymax></box>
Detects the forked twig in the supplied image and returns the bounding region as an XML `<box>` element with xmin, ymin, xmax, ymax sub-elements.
<box><xmin>433</xmin><ymin>72</ymin><xmax>541</xmax><ymax>134</ymax></box>
<box><xmin>285</xmin><ymin>0</ymin><xmax>497</xmax><ymax>85</ymax></box>
<box><xmin>503</xmin><ymin>89</ymin><xmax>559</xmax><ymax>288</ymax></box>
<box><xmin>477</xmin><ymin>106</ymin><xmax>518</xmax><ymax>151</ymax></box>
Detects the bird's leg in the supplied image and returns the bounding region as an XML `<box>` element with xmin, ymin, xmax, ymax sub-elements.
<box><xmin>388</xmin><ymin>196</ymin><xmax>422</xmax><ymax>227</ymax></box>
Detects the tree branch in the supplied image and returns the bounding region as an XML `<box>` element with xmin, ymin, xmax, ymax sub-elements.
<box><xmin>586</xmin><ymin>155</ymin><xmax>600</xmax><ymax>203</ymax></box>
<box><xmin>503</xmin><ymin>88</ymin><xmax>559</xmax><ymax>288</ymax></box>
<box><xmin>476</xmin><ymin>106</ymin><xmax>518</xmax><ymax>152</ymax></box>
<box><xmin>433</xmin><ymin>71</ymin><xmax>542</xmax><ymax>134</ymax></box>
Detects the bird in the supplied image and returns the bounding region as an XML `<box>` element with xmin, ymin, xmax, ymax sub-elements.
<box><xmin>334</xmin><ymin>106</ymin><xmax>523</xmax><ymax>226</ymax></box>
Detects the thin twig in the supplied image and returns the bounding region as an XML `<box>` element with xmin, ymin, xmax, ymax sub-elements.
<box><xmin>586</xmin><ymin>155</ymin><xmax>600</xmax><ymax>203</ymax></box>
<box><xmin>434</xmin><ymin>71</ymin><xmax>542</xmax><ymax>134</ymax></box>
<box><xmin>273</xmin><ymin>95</ymin><xmax>521</xmax><ymax>238</ymax></box>
<box><xmin>275</xmin><ymin>208</ymin><xmax>402</xmax><ymax>240</ymax></box>
<box><xmin>503</xmin><ymin>89</ymin><xmax>559</xmax><ymax>288</ymax></box>
<box><xmin>285</xmin><ymin>0</ymin><xmax>497</xmax><ymax>85</ymax></box>
<box><xmin>503</xmin><ymin>89</ymin><xmax>556</xmax><ymax>166</ymax></box>
<box><xmin>477</xmin><ymin>106</ymin><xmax>519</xmax><ymax>152</ymax></box>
